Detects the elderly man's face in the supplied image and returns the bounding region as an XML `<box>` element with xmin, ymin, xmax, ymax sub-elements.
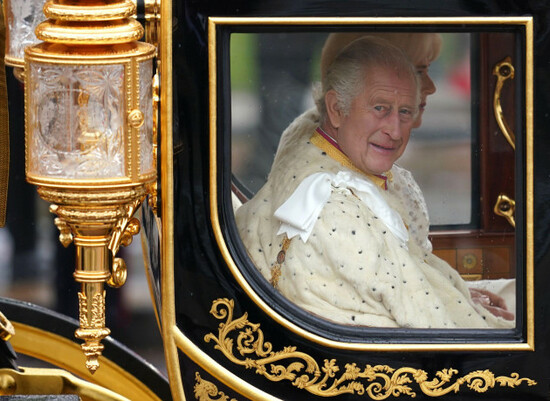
<box><xmin>327</xmin><ymin>67</ymin><xmax>418</xmax><ymax>175</ymax></box>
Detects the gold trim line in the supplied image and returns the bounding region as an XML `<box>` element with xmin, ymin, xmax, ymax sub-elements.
<box><xmin>209</xmin><ymin>16</ymin><xmax>533</xmax><ymax>25</ymax></box>
<box><xmin>158</xmin><ymin>0</ymin><xmax>186</xmax><ymax>398</ymax></box>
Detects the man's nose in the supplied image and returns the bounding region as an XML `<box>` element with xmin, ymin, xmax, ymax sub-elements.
<box><xmin>382</xmin><ymin>111</ymin><xmax>402</xmax><ymax>139</ymax></box>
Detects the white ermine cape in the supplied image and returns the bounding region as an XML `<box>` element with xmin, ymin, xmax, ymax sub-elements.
<box><xmin>236</xmin><ymin>109</ymin><xmax>513</xmax><ymax>328</ymax></box>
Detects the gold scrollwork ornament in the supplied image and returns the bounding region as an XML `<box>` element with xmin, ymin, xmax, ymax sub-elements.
<box><xmin>194</xmin><ymin>372</ymin><xmax>238</xmax><ymax>401</ymax></box>
<box><xmin>205</xmin><ymin>298</ymin><xmax>536</xmax><ymax>399</ymax></box>
<box><xmin>108</xmin><ymin>199</ymin><xmax>142</xmax><ymax>255</ymax></box>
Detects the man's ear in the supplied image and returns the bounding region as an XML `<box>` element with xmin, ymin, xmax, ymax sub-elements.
<box><xmin>325</xmin><ymin>90</ymin><xmax>342</xmax><ymax>129</ymax></box>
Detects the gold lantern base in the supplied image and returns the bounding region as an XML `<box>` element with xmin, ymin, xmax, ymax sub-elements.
<box><xmin>36</xmin><ymin>184</ymin><xmax>149</xmax><ymax>373</ymax></box>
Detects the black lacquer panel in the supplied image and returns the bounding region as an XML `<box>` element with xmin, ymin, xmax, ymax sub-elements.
<box><xmin>167</xmin><ymin>1</ymin><xmax>550</xmax><ymax>400</ymax></box>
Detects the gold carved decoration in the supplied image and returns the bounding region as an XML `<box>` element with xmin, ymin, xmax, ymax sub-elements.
<box><xmin>205</xmin><ymin>298</ymin><xmax>536</xmax><ymax>399</ymax></box>
<box><xmin>194</xmin><ymin>372</ymin><xmax>239</xmax><ymax>401</ymax></box>
<box><xmin>76</xmin><ymin>291</ymin><xmax>110</xmax><ymax>373</ymax></box>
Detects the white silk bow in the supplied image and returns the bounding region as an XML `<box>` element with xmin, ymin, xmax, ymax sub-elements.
<box><xmin>274</xmin><ymin>171</ymin><xmax>409</xmax><ymax>247</ymax></box>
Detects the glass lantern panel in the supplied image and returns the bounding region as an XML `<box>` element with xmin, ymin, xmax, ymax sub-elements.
<box><xmin>4</xmin><ymin>0</ymin><xmax>47</xmax><ymax>62</ymax></box>
<box><xmin>28</xmin><ymin>62</ymin><xmax>126</xmax><ymax>179</ymax></box>
<box><xmin>139</xmin><ymin>59</ymin><xmax>154</xmax><ymax>175</ymax></box>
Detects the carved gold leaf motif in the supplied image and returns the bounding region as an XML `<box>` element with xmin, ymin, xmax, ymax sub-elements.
<box><xmin>78</xmin><ymin>292</ymin><xmax>87</xmax><ymax>328</ymax></box>
<box><xmin>194</xmin><ymin>372</ymin><xmax>239</xmax><ymax>401</ymax></box>
<box><xmin>205</xmin><ymin>298</ymin><xmax>536</xmax><ymax>399</ymax></box>
<box><xmin>91</xmin><ymin>292</ymin><xmax>106</xmax><ymax>328</ymax></box>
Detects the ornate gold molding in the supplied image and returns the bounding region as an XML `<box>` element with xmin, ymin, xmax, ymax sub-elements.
<box><xmin>194</xmin><ymin>372</ymin><xmax>239</xmax><ymax>401</ymax></box>
<box><xmin>205</xmin><ymin>298</ymin><xmax>536</xmax><ymax>399</ymax></box>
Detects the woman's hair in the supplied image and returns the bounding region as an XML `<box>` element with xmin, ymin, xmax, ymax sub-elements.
<box><xmin>314</xmin><ymin>35</ymin><xmax>420</xmax><ymax>125</ymax></box>
<box><xmin>320</xmin><ymin>32</ymin><xmax>442</xmax><ymax>79</ymax></box>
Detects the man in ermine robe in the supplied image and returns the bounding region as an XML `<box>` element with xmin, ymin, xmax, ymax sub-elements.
<box><xmin>236</xmin><ymin>36</ymin><xmax>513</xmax><ymax>328</ymax></box>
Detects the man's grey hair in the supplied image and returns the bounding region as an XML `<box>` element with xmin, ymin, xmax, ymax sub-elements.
<box><xmin>314</xmin><ymin>36</ymin><xmax>420</xmax><ymax>125</ymax></box>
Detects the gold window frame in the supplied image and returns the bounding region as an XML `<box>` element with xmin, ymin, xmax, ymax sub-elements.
<box><xmin>206</xmin><ymin>16</ymin><xmax>533</xmax><ymax>351</ymax></box>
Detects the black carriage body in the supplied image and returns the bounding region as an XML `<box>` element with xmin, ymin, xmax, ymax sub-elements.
<box><xmin>153</xmin><ymin>1</ymin><xmax>550</xmax><ymax>399</ymax></box>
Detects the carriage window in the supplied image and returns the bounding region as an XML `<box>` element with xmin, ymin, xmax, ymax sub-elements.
<box><xmin>231</xmin><ymin>32</ymin><xmax>473</xmax><ymax>227</ymax></box>
<box><xmin>229</xmin><ymin>29</ymin><xmax>521</xmax><ymax>331</ymax></box>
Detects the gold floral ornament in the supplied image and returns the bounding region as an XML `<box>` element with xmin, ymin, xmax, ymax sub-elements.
<box><xmin>205</xmin><ymin>298</ymin><xmax>536</xmax><ymax>399</ymax></box>
<box><xmin>194</xmin><ymin>372</ymin><xmax>239</xmax><ymax>401</ymax></box>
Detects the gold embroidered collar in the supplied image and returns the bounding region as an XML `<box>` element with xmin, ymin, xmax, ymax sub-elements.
<box><xmin>310</xmin><ymin>129</ymin><xmax>391</xmax><ymax>191</ymax></box>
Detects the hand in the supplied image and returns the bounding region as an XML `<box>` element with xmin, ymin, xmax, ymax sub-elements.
<box><xmin>469</xmin><ymin>288</ymin><xmax>515</xmax><ymax>321</ymax></box>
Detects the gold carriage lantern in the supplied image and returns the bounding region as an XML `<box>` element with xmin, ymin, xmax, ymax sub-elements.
<box><xmin>23</xmin><ymin>0</ymin><xmax>156</xmax><ymax>373</ymax></box>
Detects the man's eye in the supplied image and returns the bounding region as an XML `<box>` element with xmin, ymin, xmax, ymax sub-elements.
<box><xmin>399</xmin><ymin>108</ymin><xmax>414</xmax><ymax>121</ymax></box>
<box><xmin>374</xmin><ymin>105</ymin><xmax>386</xmax><ymax>112</ymax></box>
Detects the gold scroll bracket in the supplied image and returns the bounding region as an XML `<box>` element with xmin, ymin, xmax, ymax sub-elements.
<box><xmin>493</xmin><ymin>57</ymin><xmax>516</xmax><ymax>150</ymax></box>
<box><xmin>494</xmin><ymin>194</ymin><xmax>516</xmax><ymax>228</ymax></box>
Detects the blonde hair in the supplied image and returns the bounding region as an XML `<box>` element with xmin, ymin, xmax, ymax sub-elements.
<box><xmin>314</xmin><ymin>36</ymin><xmax>420</xmax><ymax>125</ymax></box>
